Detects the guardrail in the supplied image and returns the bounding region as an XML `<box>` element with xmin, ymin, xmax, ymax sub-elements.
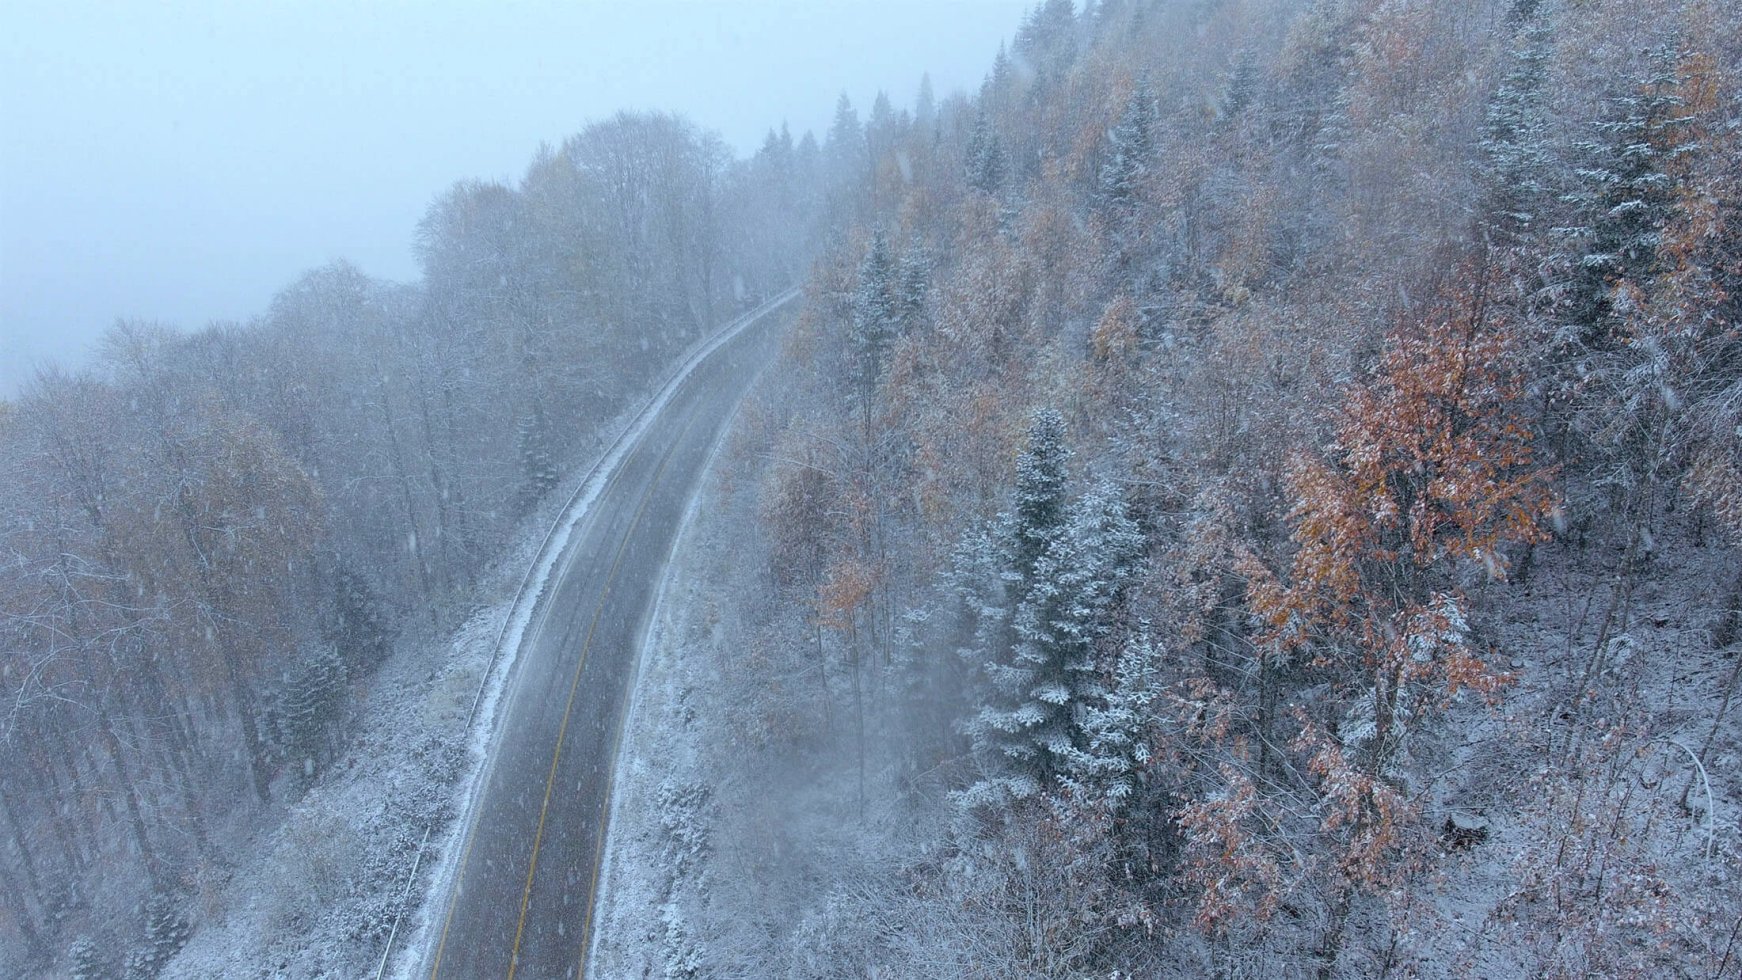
<box><xmin>372</xmin><ymin>287</ymin><xmax>801</xmax><ymax>980</ymax></box>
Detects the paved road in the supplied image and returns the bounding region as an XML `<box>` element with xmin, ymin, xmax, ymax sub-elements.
<box><xmin>419</xmin><ymin>301</ymin><xmax>790</xmax><ymax>980</ymax></box>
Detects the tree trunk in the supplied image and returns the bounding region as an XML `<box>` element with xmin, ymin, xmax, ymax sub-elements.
<box><xmin>24</xmin><ymin>749</ymin><xmax>85</xmax><ymax>877</ymax></box>
<box><xmin>0</xmin><ymin>859</ymin><xmax>48</xmax><ymax>964</ymax></box>
<box><xmin>1712</xmin><ymin>565</ymin><xmax>1742</xmax><ymax>650</ymax></box>
<box><xmin>0</xmin><ymin>778</ymin><xmax>45</xmax><ymax>910</ymax></box>
<box><xmin>226</xmin><ymin>657</ymin><xmax>275</xmax><ymax>805</ymax></box>
<box><xmin>95</xmin><ymin>707</ymin><xmax>160</xmax><ymax>881</ymax></box>
<box><xmin>375</xmin><ymin>370</ymin><xmax>437</xmax><ymax>615</ymax></box>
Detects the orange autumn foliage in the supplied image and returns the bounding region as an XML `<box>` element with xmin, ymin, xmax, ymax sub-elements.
<box><xmin>1241</xmin><ymin>298</ymin><xmax>1558</xmax><ymax>903</ymax></box>
<box><xmin>1255</xmin><ymin>301</ymin><xmax>1555</xmax><ymax>686</ymax></box>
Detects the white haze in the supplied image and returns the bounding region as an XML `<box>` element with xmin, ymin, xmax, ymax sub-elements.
<box><xmin>0</xmin><ymin>0</ymin><xmax>1029</xmax><ymax>394</ymax></box>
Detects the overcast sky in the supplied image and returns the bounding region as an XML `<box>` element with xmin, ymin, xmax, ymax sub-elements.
<box><xmin>0</xmin><ymin>0</ymin><xmax>1030</xmax><ymax>394</ymax></box>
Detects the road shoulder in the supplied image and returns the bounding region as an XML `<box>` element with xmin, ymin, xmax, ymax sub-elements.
<box><xmin>586</xmin><ymin>381</ymin><xmax>764</xmax><ymax>978</ymax></box>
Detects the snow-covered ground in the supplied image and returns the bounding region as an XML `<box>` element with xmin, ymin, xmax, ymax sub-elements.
<box><xmin>584</xmin><ymin>448</ymin><xmax>724</xmax><ymax>980</ymax></box>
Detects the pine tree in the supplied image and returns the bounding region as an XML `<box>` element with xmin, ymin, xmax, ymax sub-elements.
<box><xmin>1217</xmin><ymin>51</ymin><xmax>1259</xmax><ymax>125</ymax></box>
<box><xmin>1478</xmin><ymin>10</ymin><xmax>1553</xmax><ymax>246</ymax></box>
<box><xmin>914</xmin><ymin>73</ymin><xmax>937</xmax><ymax>130</ymax></box>
<box><xmin>1031</xmin><ymin>481</ymin><xmax>1146</xmax><ymax>799</ymax></box>
<box><xmin>69</xmin><ymin>937</ymin><xmax>107</xmax><ymax>980</ymax></box>
<box><xmin>1015</xmin><ymin>0</ymin><xmax>1078</xmax><ymax>89</ymax></box>
<box><xmin>895</xmin><ymin>237</ymin><xmax>932</xmax><ymax>333</ymax></box>
<box><xmin>989</xmin><ymin>43</ymin><xmax>1013</xmax><ymax>95</ymax></box>
<box><xmin>959</xmin><ymin>414</ymin><xmax>1145</xmax><ymax>808</ymax></box>
<box><xmin>868</xmin><ymin>91</ymin><xmax>897</xmax><ymax>154</ymax></box>
<box><xmin>276</xmin><ymin>646</ymin><xmax>348</xmax><ymax>790</ymax></box>
<box><xmin>954</xmin><ymin>411</ymin><xmax>1074</xmax><ymax>806</ymax></box>
<box><xmin>329</xmin><ymin>565</ymin><xmax>393</xmax><ymax>674</ymax></box>
<box><xmin>124</xmin><ymin>891</ymin><xmax>190</xmax><ymax>980</ymax></box>
<box><xmin>1101</xmin><ymin>79</ymin><xmax>1156</xmax><ymax>208</ymax></box>
<box><xmin>965</xmin><ymin>107</ymin><xmax>1008</xmax><ymax>195</ymax></box>
<box><xmin>1555</xmin><ymin>47</ymin><xmax>1695</xmax><ymax>351</ymax></box>
<box><xmin>826</xmin><ymin>92</ymin><xmax>865</xmax><ymax>183</ymax></box>
<box><xmin>850</xmin><ymin>230</ymin><xmax>898</xmax><ymax>394</ymax></box>
<box><xmin>1060</xmin><ymin>633</ymin><xmax>1161</xmax><ymax>809</ymax></box>
<box><xmin>515</xmin><ymin>403</ymin><xmax>559</xmax><ymax>506</ymax></box>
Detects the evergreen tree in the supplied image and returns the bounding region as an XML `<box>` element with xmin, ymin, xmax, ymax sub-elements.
<box><xmin>1101</xmin><ymin>79</ymin><xmax>1156</xmax><ymax>208</ymax></box>
<box><xmin>69</xmin><ymin>937</ymin><xmax>107</xmax><ymax>980</ymax></box>
<box><xmin>1011</xmin><ymin>480</ymin><xmax>1143</xmax><ymax>789</ymax></box>
<box><xmin>850</xmin><ymin>230</ymin><xmax>898</xmax><ymax>394</ymax></box>
<box><xmin>328</xmin><ymin>565</ymin><xmax>394</xmax><ymax>675</ymax></box>
<box><xmin>123</xmin><ymin>891</ymin><xmax>190</xmax><ymax>980</ymax></box>
<box><xmin>965</xmin><ymin>107</ymin><xmax>1008</xmax><ymax>194</ymax></box>
<box><xmin>1011</xmin><ymin>408</ymin><xmax>1071</xmax><ymax>580</ymax></box>
<box><xmin>1555</xmin><ymin>47</ymin><xmax>1694</xmax><ymax>350</ymax></box>
<box><xmin>1015</xmin><ymin>0</ymin><xmax>1079</xmax><ymax>89</ymax></box>
<box><xmin>516</xmin><ymin>403</ymin><xmax>559</xmax><ymax>506</ymax></box>
<box><xmin>989</xmin><ymin>43</ymin><xmax>1013</xmax><ymax>95</ymax></box>
<box><xmin>1478</xmin><ymin>10</ymin><xmax>1554</xmax><ymax>245</ymax></box>
<box><xmin>895</xmin><ymin>237</ymin><xmax>932</xmax><ymax>334</ymax></box>
<box><xmin>867</xmin><ymin>90</ymin><xmax>897</xmax><ymax>156</ymax></box>
<box><xmin>959</xmin><ymin>413</ymin><xmax>1144</xmax><ymax>808</ymax></box>
<box><xmin>276</xmin><ymin>646</ymin><xmax>348</xmax><ymax>789</ymax></box>
<box><xmin>826</xmin><ymin>92</ymin><xmax>865</xmax><ymax>183</ymax></box>
<box><xmin>950</xmin><ymin>413</ymin><xmax>1074</xmax><ymax>807</ymax></box>
<box><xmin>1060</xmin><ymin>632</ymin><xmax>1161</xmax><ymax>809</ymax></box>
<box><xmin>1217</xmin><ymin>50</ymin><xmax>1260</xmax><ymax>125</ymax></box>
<box><xmin>914</xmin><ymin>73</ymin><xmax>937</xmax><ymax>130</ymax></box>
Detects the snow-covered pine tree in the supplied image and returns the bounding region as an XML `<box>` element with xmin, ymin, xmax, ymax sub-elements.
<box><xmin>1014</xmin><ymin>0</ymin><xmax>1079</xmax><ymax>91</ymax></box>
<box><xmin>68</xmin><ymin>936</ymin><xmax>106</xmax><ymax>980</ymax></box>
<box><xmin>867</xmin><ymin>90</ymin><xmax>898</xmax><ymax>163</ymax></box>
<box><xmin>961</xmin><ymin>416</ymin><xmax>1146</xmax><ymax>807</ymax></box>
<box><xmin>515</xmin><ymin>403</ymin><xmax>560</xmax><ymax>506</ymax></box>
<box><xmin>956</xmin><ymin>410</ymin><xmax>1074</xmax><ymax>806</ymax></box>
<box><xmin>1545</xmin><ymin>47</ymin><xmax>1703</xmax><ymax>496</ymax></box>
<box><xmin>1478</xmin><ymin>7</ymin><xmax>1554</xmax><ymax>246</ymax></box>
<box><xmin>965</xmin><ymin>107</ymin><xmax>1008</xmax><ymax>195</ymax></box>
<box><xmin>1100</xmin><ymin>78</ymin><xmax>1156</xmax><ymax>208</ymax></box>
<box><xmin>123</xmin><ymin>890</ymin><xmax>190</xmax><ymax>980</ymax></box>
<box><xmin>826</xmin><ymin>92</ymin><xmax>865</xmax><ymax>184</ymax></box>
<box><xmin>1216</xmin><ymin>50</ymin><xmax>1260</xmax><ymax>125</ymax></box>
<box><xmin>914</xmin><ymin>72</ymin><xmax>937</xmax><ymax>130</ymax></box>
<box><xmin>1077</xmin><ymin>635</ymin><xmax>1163</xmax><ymax>807</ymax></box>
<box><xmin>1024</xmin><ymin>476</ymin><xmax>1149</xmax><ymax>804</ymax></box>
<box><xmin>277</xmin><ymin>646</ymin><xmax>348</xmax><ymax>790</ymax></box>
<box><xmin>1011</xmin><ymin>408</ymin><xmax>1071</xmax><ymax>579</ymax></box>
<box><xmin>329</xmin><ymin>565</ymin><xmax>393</xmax><ymax>675</ymax></box>
<box><xmin>1555</xmin><ymin>46</ymin><xmax>1694</xmax><ymax>351</ymax></box>
<box><xmin>896</xmin><ymin>236</ymin><xmax>932</xmax><ymax>334</ymax></box>
<box><xmin>850</xmin><ymin>230</ymin><xmax>898</xmax><ymax>395</ymax></box>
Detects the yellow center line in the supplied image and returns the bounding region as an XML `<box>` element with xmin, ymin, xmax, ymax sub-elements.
<box><xmin>426</xmin><ymin>404</ymin><xmax>698</xmax><ymax>980</ymax></box>
<box><xmin>502</xmin><ymin>407</ymin><xmax>701</xmax><ymax>980</ymax></box>
<box><xmin>573</xmin><ymin>648</ymin><xmax>634</xmax><ymax>979</ymax></box>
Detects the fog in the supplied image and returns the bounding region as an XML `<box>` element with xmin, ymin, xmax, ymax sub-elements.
<box><xmin>0</xmin><ymin>0</ymin><xmax>1027</xmax><ymax>394</ymax></box>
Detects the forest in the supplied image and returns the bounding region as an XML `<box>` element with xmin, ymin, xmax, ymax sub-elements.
<box><xmin>630</xmin><ymin>0</ymin><xmax>1742</xmax><ymax>977</ymax></box>
<box><xmin>0</xmin><ymin>109</ymin><xmax>835</xmax><ymax>975</ymax></box>
<box><xmin>4</xmin><ymin>0</ymin><xmax>1742</xmax><ymax>977</ymax></box>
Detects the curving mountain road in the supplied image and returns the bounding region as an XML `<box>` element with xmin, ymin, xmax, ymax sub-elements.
<box><xmin>417</xmin><ymin>297</ymin><xmax>793</xmax><ymax>980</ymax></box>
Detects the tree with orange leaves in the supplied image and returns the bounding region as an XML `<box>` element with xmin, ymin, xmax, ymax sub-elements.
<box><xmin>1244</xmin><ymin>294</ymin><xmax>1555</xmax><ymax>964</ymax></box>
<box><xmin>1256</xmin><ymin>297</ymin><xmax>1554</xmax><ymax>777</ymax></box>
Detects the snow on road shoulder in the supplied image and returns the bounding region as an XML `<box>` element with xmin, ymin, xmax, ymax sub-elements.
<box><xmin>586</xmin><ymin>441</ymin><xmax>727</xmax><ymax>980</ymax></box>
<box><xmin>586</xmin><ymin>318</ymin><xmax>783</xmax><ymax>978</ymax></box>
